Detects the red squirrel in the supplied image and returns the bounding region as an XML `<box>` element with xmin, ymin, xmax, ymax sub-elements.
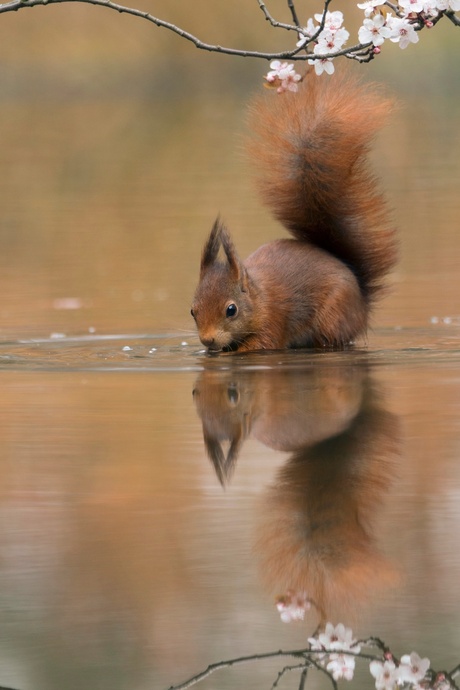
<box><xmin>191</xmin><ymin>71</ymin><xmax>397</xmax><ymax>353</ymax></box>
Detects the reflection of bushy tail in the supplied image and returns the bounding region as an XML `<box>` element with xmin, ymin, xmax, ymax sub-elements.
<box><xmin>255</xmin><ymin>378</ymin><xmax>401</xmax><ymax>623</ymax></box>
<box><xmin>248</xmin><ymin>71</ymin><xmax>397</xmax><ymax>302</ymax></box>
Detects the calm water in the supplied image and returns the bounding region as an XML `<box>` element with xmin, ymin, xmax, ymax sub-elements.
<box><xmin>0</xmin><ymin>68</ymin><xmax>460</xmax><ymax>690</ymax></box>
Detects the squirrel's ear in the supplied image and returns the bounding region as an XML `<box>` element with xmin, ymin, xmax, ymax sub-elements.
<box><xmin>219</xmin><ymin>223</ymin><xmax>250</xmax><ymax>291</ymax></box>
<box><xmin>201</xmin><ymin>217</ymin><xmax>249</xmax><ymax>290</ymax></box>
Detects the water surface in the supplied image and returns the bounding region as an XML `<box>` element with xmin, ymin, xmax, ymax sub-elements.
<box><xmin>0</xmin><ymin>42</ymin><xmax>459</xmax><ymax>690</ymax></box>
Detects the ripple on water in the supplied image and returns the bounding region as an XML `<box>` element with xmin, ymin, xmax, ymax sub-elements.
<box><xmin>0</xmin><ymin>325</ymin><xmax>458</xmax><ymax>372</ymax></box>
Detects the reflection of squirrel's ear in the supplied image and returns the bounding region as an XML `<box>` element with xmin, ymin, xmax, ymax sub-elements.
<box><xmin>203</xmin><ymin>430</ymin><xmax>243</xmax><ymax>487</ymax></box>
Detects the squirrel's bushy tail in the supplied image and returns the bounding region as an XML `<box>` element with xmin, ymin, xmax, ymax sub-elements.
<box><xmin>247</xmin><ymin>71</ymin><xmax>397</xmax><ymax>302</ymax></box>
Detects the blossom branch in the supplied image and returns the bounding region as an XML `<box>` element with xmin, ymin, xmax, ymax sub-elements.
<box><xmin>0</xmin><ymin>0</ymin><xmax>458</xmax><ymax>69</ymax></box>
<box><xmin>446</xmin><ymin>8</ymin><xmax>460</xmax><ymax>23</ymax></box>
<box><xmin>0</xmin><ymin>0</ymin><xmax>318</xmax><ymax>60</ymax></box>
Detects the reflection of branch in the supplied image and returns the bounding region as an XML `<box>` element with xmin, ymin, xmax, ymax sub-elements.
<box><xmin>166</xmin><ymin>647</ymin><xmax>312</xmax><ymax>690</ymax></box>
<box><xmin>166</xmin><ymin>641</ymin><xmax>460</xmax><ymax>690</ymax></box>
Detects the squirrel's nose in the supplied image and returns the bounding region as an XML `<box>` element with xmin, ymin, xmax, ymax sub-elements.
<box><xmin>201</xmin><ymin>336</ymin><xmax>216</xmax><ymax>349</ymax></box>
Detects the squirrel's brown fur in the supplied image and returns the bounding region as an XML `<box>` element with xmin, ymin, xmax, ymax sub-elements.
<box><xmin>191</xmin><ymin>71</ymin><xmax>397</xmax><ymax>353</ymax></box>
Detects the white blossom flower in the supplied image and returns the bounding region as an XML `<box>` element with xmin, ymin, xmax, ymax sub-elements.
<box><xmin>370</xmin><ymin>659</ymin><xmax>398</xmax><ymax>690</ymax></box>
<box><xmin>388</xmin><ymin>16</ymin><xmax>420</xmax><ymax>48</ymax></box>
<box><xmin>397</xmin><ymin>652</ymin><xmax>431</xmax><ymax>684</ymax></box>
<box><xmin>314</xmin><ymin>10</ymin><xmax>345</xmax><ymax>31</ymax></box>
<box><xmin>422</xmin><ymin>1</ymin><xmax>440</xmax><ymax>15</ymax></box>
<box><xmin>357</xmin><ymin>0</ymin><xmax>387</xmax><ymax>17</ymax></box>
<box><xmin>314</xmin><ymin>27</ymin><xmax>350</xmax><ymax>54</ymax></box>
<box><xmin>308</xmin><ymin>57</ymin><xmax>335</xmax><ymax>76</ymax></box>
<box><xmin>358</xmin><ymin>14</ymin><xmax>393</xmax><ymax>45</ymax></box>
<box><xmin>275</xmin><ymin>590</ymin><xmax>310</xmax><ymax>622</ymax></box>
<box><xmin>436</xmin><ymin>0</ymin><xmax>460</xmax><ymax>9</ymax></box>
<box><xmin>296</xmin><ymin>18</ymin><xmax>317</xmax><ymax>47</ymax></box>
<box><xmin>400</xmin><ymin>0</ymin><xmax>426</xmax><ymax>13</ymax></box>
<box><xmin>264</xmin><ymin>61</ymin><xmax>302</xmax><ymax>93</ymax></box>
<box><xmin>326</xmin><ymin>653</ymin><xmax>356</xmax><ymax>681</ymax></box>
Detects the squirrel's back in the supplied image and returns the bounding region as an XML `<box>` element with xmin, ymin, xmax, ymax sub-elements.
<box><xmin>247</xmin><ymin>70</ymin><xmax>397</xmax><ymax>302</ymax></box>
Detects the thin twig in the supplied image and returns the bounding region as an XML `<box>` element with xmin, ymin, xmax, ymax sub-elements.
<box><xmin>286</xmin><ymin>0</ymin><xmax>301</xmax><ymax>28</ymax></box>
<box><xmin>257</xmin><ymin>0</ymin><xmax>300</xmax><ymax>34</ymax></box>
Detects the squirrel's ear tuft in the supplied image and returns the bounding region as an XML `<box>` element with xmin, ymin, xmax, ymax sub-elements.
<box><xmin>200</xmin><ymin>217</ymin><xmax>248</xmax><ymax>288</ymax></box>
<box><xmin>200</xmin><ymin>217</ymin><xmax>225</xmax><ymax>274</ymax></box>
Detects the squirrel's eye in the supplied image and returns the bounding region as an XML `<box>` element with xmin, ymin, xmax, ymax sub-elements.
<box><xmin>226</xmin><ymin>303</ymin><xmax>238</xmax><ymax>318</ymax></box>
<box><xmin>227</xmin><ymin>384</ymin><xmax>239</xmax><ymax>406</ymax></box>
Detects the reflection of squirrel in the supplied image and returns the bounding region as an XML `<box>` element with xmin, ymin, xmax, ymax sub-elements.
<box><xmin>191</xmin><ymin>72</ymin><xmax>397</xmax><ymax>353</ymax></box>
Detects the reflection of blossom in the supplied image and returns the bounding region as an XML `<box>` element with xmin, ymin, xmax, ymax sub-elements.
<box><xmin>370</xmin><ymin>659</ymin><xmax>398</xmax><ymax>690</ymax></box>
<box><xmin>315</xmin><ymin>622</ymin><xmax>361</xmax><ymax>653</ymax></box>
<box><xmin>308</xmin><ymin>623</ymin><xmax>360</xmax><ymax>682</ymax></box>
<box><xmin>398</xmin><ymin>652</ymin><xmax>431</xmax><ymax>684</ymax></box>
<box><xmin>326</xmin><ymin>652</ymin><xmax>356</xmax><ymax>681</ymax></box>
<box><xmin>275</xmin><ymin>590</ymin><xmax>310</xmax><ymax>622</ymax></box>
